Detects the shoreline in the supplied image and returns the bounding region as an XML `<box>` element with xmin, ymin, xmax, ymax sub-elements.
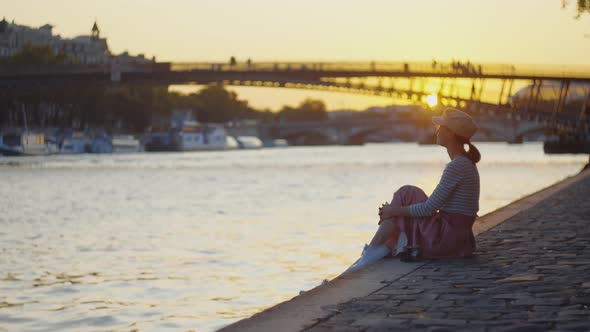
<box><xmin>219</xmin><ymin>168</ymin><xmax>590</xmax><ymax>332</ymax></box>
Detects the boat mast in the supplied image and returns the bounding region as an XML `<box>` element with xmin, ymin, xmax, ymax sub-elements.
<box><xmin>21</xmin><ymin>103</ymin><xmax>28</xmax><ymax>133</ymax></box>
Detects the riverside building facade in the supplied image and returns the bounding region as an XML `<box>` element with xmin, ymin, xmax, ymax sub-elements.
<box><xmin>0</xmin><ymin>18</ymin><xmax>150</xmax><ymax>65</ymax></box>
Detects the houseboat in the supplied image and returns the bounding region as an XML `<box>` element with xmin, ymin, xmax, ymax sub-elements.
<box><xmin>59</xmin><ymin>133</ymin><xmax>114</xmax><ymax>154</ymax></box>
<box><xmin>112</xmin><ymin>135</ymin><xmax>142</xmax><ymax>153</ymax></box>
<box><xmin>90</xmin><ymin>134</ymin><xmax>113</xmax><ymax>153</ymax></box>
<box><xmin>143</xmin><ymin>121</ymin><xmax>231</xmax><ymax>152</ymax></box>
<box><xmin>59</xmin><ymin>133</ymin><xmax>92</xmax><ymax>154</ymax></box>
<box><xmin>0</xmin><ymin>130</ymin><xmax>51</xmax><ymax>156</ymax></box>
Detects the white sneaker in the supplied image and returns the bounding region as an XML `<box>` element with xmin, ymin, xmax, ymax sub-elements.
<box><xmin>393</xmin><ymin>232</ymin><xmax>408</xmax><ymax>256</ymax></box>
<box><xmin>343</xmin><ymin>244</ymin><xmax>367</xmax><ymax>274</ymax></box>
<box><xmin>344</xmin><ymin>244</ymin><xmax>390</xmax><ymax>274</ymax></box>
<box><xmin>361</xmin><ymin>243</ymin><xmax>369</xmax><ymax>255</ymax></box>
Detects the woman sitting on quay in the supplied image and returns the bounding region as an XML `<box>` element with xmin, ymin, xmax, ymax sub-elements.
<box><xmin>346</xmin><ymin>108</ymin><xmax>481</xmax><ymax>273</ymax></box>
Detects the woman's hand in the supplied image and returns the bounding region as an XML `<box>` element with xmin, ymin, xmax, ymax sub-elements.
<box><xmin>378</xmin><ymin>202</ymin><xmax>389</xmax><ymax>219</ymax></box>
<box><xmin>378</xmin><ymin>204</ymin><xmax>410</xmax><ymax>224</ymax></box>
<box><xmin>378</xmin><ymin>202</ymin><xmax>394</xmax><ymax>224</ymax></box>
<box><xmin>380</xmin><ymin>205</ymin><xmax>395</xmax><ymax>219</ymax></box>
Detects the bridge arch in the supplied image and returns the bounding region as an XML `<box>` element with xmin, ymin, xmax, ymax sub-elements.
<box><xmin>281</xmin><ymin>129</ymin><xmax>335</xmax><ymax>146</ymax></box>
<box><xmin>346</xmin><ymin>125</ymin><xmax>393</xmax><ymax>145</ymax></box>
<box><xmin>514</xmin><ymin>126</ymin><xmax>554</xmax><ymax>142</ymax></box>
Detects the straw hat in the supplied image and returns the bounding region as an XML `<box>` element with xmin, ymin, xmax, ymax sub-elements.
<box><xmin>432</xmin><ymin>108</ymin><xmax>478</xmax><ymax>139</ymax></box>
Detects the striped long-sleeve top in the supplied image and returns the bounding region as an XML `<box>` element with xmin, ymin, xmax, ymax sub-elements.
<box><xmin>408</xmin><ymin>156</ymin><xmax>480</xmax><ymax>217</ymax></box>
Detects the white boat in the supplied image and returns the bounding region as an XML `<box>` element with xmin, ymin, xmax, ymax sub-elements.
<box><xmin>112</xmin><ymin>135</ymin><xmax>142</xmax><ymax>153</ymax></box>
<box><xmin>176</xmin><ymin>122</ymin><xmax>228</xmax><ymax>151</ymax></box>
<box><xmin>236</xmin><ymin>136</ymin><xmax>263</xmax><ymax>149</ymax></box>
<box><xmin>226</xmin><ymin>136</ymin><xmax>239</xmax><ymax>149</ymax></box>
<box><xmin>90</xmin><ymin>135</ymin><xmax>113</xmax><ymax>154</ymax></box>
<box><xmin>60</xmin><ymin>134</ymin><xmax>91</xmax><ymax>154</ymax></box>
<box><xmin>0</xmin><ymin>130</ymin><xmax>50</xmax><ymax>156</ymax></box>
<box><xmin>271</xmin><ymin>139</ymin><xmax>288</xmax><ymax>147</ymax></box>
<box><xmin>58</xmin><ymin>133</ymin><xmax>114</xmax><ymax>154</ymax></box>
<box><xmin>144</xmin><ymin>121</ymin><xmax>231</xmax><ymax>152</ymax></box>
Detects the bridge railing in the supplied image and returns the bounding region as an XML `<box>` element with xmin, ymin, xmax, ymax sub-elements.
<box><xmin>1</xmin><ymin>61</ymin><xmax>589</xmax><ymax>80</ymax></box>
<box><xmin>171</xmin><ymin>61</ymin><xmax>590</xmax><ymax>79</ymax></box>
<box><xmin>0</xmin><ymin>62</ymin><xmax>171</xmax><ymax>76</ymax></box>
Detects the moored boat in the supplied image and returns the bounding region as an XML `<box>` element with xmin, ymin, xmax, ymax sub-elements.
<box><xmin>0</xmin><ymin>130</ymin><xmax>51</xmax><ymax>156</ymax></box>
<box><xmin>142</xmin><ymin>131</ymin><xmax>174</xmax><ymax>152</ymax></box>
<box><xmin>112</xmin><ymin>135</ymin><xmax>142</xmax><ymax>153</ymax></box>
<box><xmin>176</xmin><ymin>122</ymin><xmax>228</xmax><ymax>151</ymax></box>
<box><xmin>143</xmin><ymin>120</ymin><xmax>232</xmax><ymax>152</ymax></box>
<box><xmin>90</xmin><ymin>134</ymin><xmax>113</xmax><ymax>154</ymax></box>
<box><xmin>59</xmin><ymin>133</ymin><xmax>92</xmax><ymax>154</ymax></box>
<box><xmin>236</xmin><ymin>136</ymin><xmax>263</xmax><ymax>149</ymax></box>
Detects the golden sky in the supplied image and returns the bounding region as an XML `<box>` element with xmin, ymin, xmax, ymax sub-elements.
<box><xmin>3</xmin><ymin>0</ymin><xmax>590</xmax><ymax>110</ymax></box>
<box><xmin>3</xmin><ymin>0</ymin><xmax>590</xmax><ymax>65</ymax></box>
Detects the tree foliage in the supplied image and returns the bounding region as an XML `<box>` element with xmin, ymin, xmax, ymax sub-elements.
<box><xmin>277</xmin><ymin>98</ymin><xmax>328</xmax><ymax>122</ymax></box>
<box><xmin>562</xmin><ymin>0</ymin><xmax>590</xmax><ymax>19</ymax></box>
<box><xmin>191</xmin><ymin>85</ymin><xmax>249</xmax><ymax>122</ymax></box>
<box><xmin>0</xmin><ymin>85</ymin><xmax>329</xmax><ymax>132</ymax></box>
<box><xmin>1</xmin><ymin>43</ymin><xmax>70</xmax><ymax>65</ymax></box>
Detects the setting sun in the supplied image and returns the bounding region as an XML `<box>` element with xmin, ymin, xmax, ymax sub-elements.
<box><xmin>426</xmin><ymin>94</ymin><xmax>438</xmax><ymax>107</ymax></box>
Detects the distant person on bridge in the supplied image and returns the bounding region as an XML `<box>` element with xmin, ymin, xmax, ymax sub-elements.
<box><xmin>345</xmin><ymin>108</ymin><xmax>481</xmax><ymax>273</ymax></box>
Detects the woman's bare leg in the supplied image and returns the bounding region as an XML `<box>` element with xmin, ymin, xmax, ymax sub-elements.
<box><xmin>369</xmin><ymin>218</ymin><xmax>399</xmax><ymax>247</ymax></box>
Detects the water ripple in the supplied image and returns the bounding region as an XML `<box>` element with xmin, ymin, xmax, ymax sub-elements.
<box><xmin>0</xmin><ymin>143</ymin><xmax>586</xmax><ymax>331</ymax></box>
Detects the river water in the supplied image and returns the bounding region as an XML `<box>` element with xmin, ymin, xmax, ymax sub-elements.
<box><xmin>0</xmin><ymin>142</ymin><xmax>587</xmax><ymax>331</ymax></box>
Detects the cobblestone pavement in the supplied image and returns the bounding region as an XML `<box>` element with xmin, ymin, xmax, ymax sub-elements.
<box><xmin>307</xmin><ymin>174</ymin><xmax>590</xmax><ymax>332</ymax></box>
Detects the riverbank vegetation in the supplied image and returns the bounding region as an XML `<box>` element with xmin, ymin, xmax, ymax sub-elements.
<box><xmin>0</xmin><ymin>84</ymin><xmax>333</xmax><ymax>132</ymax></box>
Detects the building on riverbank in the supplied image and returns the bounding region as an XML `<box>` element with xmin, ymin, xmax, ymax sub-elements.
<box><xmin>0</xmin><ymin>18</ymin><xmax>151</xmax><ymax>64</ymax></box>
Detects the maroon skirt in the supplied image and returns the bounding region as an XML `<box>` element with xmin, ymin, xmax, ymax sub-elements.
<box><xmin>387</xmin><ymin>185</ymin><xmax>476</xmax><ymax>259</ymax></box>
